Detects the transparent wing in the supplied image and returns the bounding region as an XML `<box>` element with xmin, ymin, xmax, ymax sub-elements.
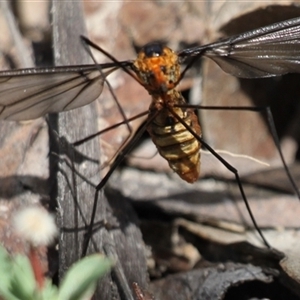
<box><xmin>179</xmin><ymin>17</ymin><xmax>300</xmax><ymax>78</ymax></box>
<box><xmin>0</xmin><ymin>64</ymin><xmax>119</xmax><ymax>120</ymax></box>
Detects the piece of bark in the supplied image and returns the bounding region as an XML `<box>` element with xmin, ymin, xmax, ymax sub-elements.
<box><xmin>150</xmin><ymin>263</ymin><xmax>276</xmax><ymax>300</ymax></box>
<box><xmin>51</xmin><ymin>1</ymin><xmax>148</xmax><ymax>299</ymax></box>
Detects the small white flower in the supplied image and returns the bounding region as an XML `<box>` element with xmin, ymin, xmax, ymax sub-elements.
<box><xmin>13</xmin><ymin>206</ymin><xmax>58</xmax><ymax>246</ymax></box>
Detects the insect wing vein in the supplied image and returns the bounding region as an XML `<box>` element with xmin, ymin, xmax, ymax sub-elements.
<box><xmin>179</xmin><ymin>16</ymin><xmax>300</xmax><ymax>78</ymax></box>
<box><xmin>0</xmin><ymin>65</ymin><xmax>117</xmax><ymax>120</ymax></box>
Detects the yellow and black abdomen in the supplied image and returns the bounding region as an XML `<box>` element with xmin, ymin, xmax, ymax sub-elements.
<box><xmin>147</xmin><ymin>102</ymin><xmax>202</xmax><ymax>183</ymax></box>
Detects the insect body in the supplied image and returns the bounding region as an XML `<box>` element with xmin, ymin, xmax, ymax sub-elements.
<box><xmin>133</xmin><ymin>43</ymin><xmax>201</xmax><ymax>183</ymax></box>
<box><xmin>1</xmin><ymin>16</ymin><xmax>300</xmax><ymax>250</ymax></box>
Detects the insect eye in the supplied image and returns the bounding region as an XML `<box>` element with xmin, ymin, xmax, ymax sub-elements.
<box><xmin>143</xmin><ymin>42</ymin><xmax>163</xmax><ymax>57</ymax></box>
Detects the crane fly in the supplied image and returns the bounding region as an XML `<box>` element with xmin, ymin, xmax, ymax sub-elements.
<box><xmin>2</xmin><ymin>16</ymin><xmax>300</xmax><ymax>253</ymax></box>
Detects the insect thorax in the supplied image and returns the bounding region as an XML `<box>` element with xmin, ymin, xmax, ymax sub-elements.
<box><xmin>133</xmin><ymin>44</ymin><xmax>181</xmax><ymax>93</ymax></box>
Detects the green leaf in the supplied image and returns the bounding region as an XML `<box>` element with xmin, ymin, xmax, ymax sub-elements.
<box><xmin>0</xmin><ymin>247</ymin><xmax>22</xmax><ymax>300</ymax></box>
<box><xmin>0</xmin><ymin>286</ymin><xmax>20</xmax><ymax>300</ymax></box>
<box><xmin>58</xmin><ymin>254</ymin><xmax>113</xmax><ymax>300</ymax></box>
<box><xmin>0</xmin><ymin>246</ymin><xmax>13</xmax><ymax>289</ymax></box>
<box><xmin>0</xmin><ymin>290</ymin><xmax>20</xmax><ymax>300</ymax></box>
<box><xmin>0</xmin><ymin>247</ymin><xmax>36</xmax><ymax>300</ymax></box>
<box><xmin>40</xmin><ymin>280</ymin><xmax>58</xmax><ymax>300</ymax></box>
<box><xmin>10</xmin><ymin>255</ymin><xmax>36</xmax><ymax>300</ymax></box>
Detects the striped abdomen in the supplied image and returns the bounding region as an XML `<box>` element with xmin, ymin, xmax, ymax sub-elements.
<box><xmin>147</xmin><ymin>92</ymin><xmax>202</xmax><ymax>183</ymax></box>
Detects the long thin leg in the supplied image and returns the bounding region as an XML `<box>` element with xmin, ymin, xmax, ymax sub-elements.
<box><xmin>170</xmin><ymin>108</ymin><xmax>271</xmax><ymax>248</ymax></box>
<box><xmin>81</xmin><ymin>111</ymin><xmax>159</xmax><ymax>256</ymax></box>
<box><xmin>73</xmin><ymin>111</ymin><xmax>148</xmax><ymax>146</ymax></box>
<box><xmin>80</xmin><ymin>36</ymin><xmax>143</xmax><ymax>171</ymax></box>
<box><xmin>178</xmin><ymin>104</ymin><xmax>300</xmax><ymax>199</ymax></box>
